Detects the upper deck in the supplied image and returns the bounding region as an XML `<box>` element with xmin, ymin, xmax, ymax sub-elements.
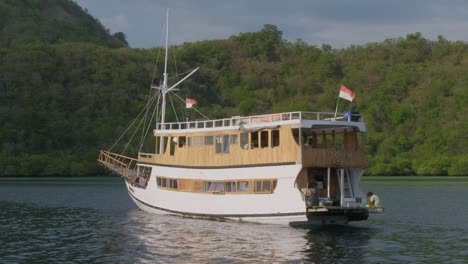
<box><xmin>154</xmin><ymin>111</ymin><xmax>366</xmax><ymax>135</ymax></box>
<box><xmin>137</xmin><ymin>111</ymin><xmax>366</xmax><ymax>169</ymax></box>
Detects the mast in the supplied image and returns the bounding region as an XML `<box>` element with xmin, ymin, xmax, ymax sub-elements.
<box><xmin>153</xmin><ymin>8</ymin><xmax>199</xmax><ymax>155</ymax></box>
<box><xmin>159</xmin><ymin>8</ymin><xmax>169</xmax><ymax>155</ymax></box>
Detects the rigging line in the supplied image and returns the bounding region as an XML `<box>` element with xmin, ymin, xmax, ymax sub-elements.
<box><xmin>122</xmin><ymin>107</ymin><xmax>148</xmax><ymax>155</ymax></box>
<box><xmin>108</xmin><ymin>89</ymin><xmax>159</xmax><ymax>152</ymax></box>
<box><xmin>150</xmin><ymin>21</ymin><xmax>165</xmax><ymax>87</ymax></box>
<box><xmin>122</xmin><ymin>92</ymin><xmax>160</xmax><ymax>154</ymax></box>
<box><xmin>126</xmin><ymin>91</ymin><xmax>160</xmax><ymax>153</ymax></box>
<box><xmin>139</xmin><ymin>93</ymin><xmax>161</xmax><ymax>152</ymax></box>
<box><xmin>140</xmin><ymin>89</ymin><xmax>153</xmax><ymax>146</ymax></box>
<box><xmin>171</xmin><ymin>92</ymin><xmax>210</xmax><ymax>120</ymax></box>
<box><xmin>168</xmin><ymin>93</ymin><xmax>179</xmax><ymax>123</ymax></box>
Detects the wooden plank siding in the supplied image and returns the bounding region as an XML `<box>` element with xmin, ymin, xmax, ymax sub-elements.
<box><xmin>139</xmin><ymin>126</ymin><xmax>300</xmax><ymax>167</ymax></box>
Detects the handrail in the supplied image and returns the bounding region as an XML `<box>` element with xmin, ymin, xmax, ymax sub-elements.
<box><xmin>98</xmin><ymin>150</ymin><xmax>138</xmax><ymax>181</ymax></box>
<box><xmin>155</xmin><ymin>111</ymin><xmax>364</xmax><ymax>131</ymax></box>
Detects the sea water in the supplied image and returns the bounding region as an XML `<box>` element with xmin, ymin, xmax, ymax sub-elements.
<box><xmin>0</xmin><ymin>177</ymin><xmax>467</xmax><ymax>263</ymax></box>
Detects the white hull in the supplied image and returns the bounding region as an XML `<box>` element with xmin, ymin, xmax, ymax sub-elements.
<box><xmin>125</xmin><ymin>164</ymin><xmax>308</xmax><ymax>224</ymax></box>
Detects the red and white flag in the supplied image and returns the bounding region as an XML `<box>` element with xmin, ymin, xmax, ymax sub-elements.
<box><xmin>339</xmin><ymin>84</ymin><xmax>356</xmax><ymax>102</ymax></box>
<box><xmin>185</xmin><ymin>98</ymin><xmax>197</xmax><ymax>108</ymax></box>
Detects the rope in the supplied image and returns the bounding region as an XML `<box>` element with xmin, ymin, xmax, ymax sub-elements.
<box><xmin>139</xmin><ymin>93</ymin><xmax>161</xmax><ymax>152</ymax></box>
<box><xmin>168</xmin><ymin>93</ymin><xmax>179</xmax><ymax>122</ymax></box>
<box><xmin>108</xmin><ymin>95</ymin><xmax>155</xmax><ymax>152</ymax></box>
<box><xmin>171</xmin><ymin>92</ymin><xmax>210</xmax><ymax>120</ymax></box>
<box><xmin>122</xmin><ymin>91</ymin><xmax>159</xmax><ymax>154</ymax></box>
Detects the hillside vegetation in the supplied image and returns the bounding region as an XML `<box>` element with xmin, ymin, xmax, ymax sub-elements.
<box><xmin>0</xmin><ymin>0</ymin><xmax>126</xmax><ymax>48</ymax></box>
<box><xmin>0</xmin><ymin>2</ymin><xmax>466</xmax><ymax>176</ymax></box>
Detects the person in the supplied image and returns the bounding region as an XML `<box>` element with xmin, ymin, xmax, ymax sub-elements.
<box><xmin>367</xmin><ymin>192</ymin><xmax>381</xmax><ymax>207</ymax></box>
<box><xmin>305</xmin><ymin>181</ymin><xmax>320</xmax><ymax>207</ymax></box>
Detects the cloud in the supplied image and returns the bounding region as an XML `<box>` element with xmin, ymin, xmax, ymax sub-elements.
<box><xmin>74</xmin><ymin>0</ymin><xmax>468</xmax><ymax>49</ymax></box>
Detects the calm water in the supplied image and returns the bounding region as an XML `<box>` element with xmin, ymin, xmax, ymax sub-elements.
<box><xmin>1</xmin><ymin>177</ymin><xmax>467</xmax><ymax>263</ymax></box>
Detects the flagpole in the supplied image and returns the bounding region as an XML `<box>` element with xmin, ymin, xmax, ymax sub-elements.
<box><xmin>334</xmin><ymin>94</ymin><xmax>340</xmax><ymax>120</ymax></box>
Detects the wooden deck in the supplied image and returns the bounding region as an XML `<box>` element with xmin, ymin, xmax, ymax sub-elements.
<box><xmin>98</xmin><ymin>150</ymin><xmax>138</xmax><ymax>182</ymax></box>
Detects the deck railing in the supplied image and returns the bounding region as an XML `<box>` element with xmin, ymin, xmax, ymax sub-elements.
<box><xmin>155</xmin><ymin>111</ymin><xmax>363</xmax><ymax>131</ymax></box>
<box><xmin>98</xmin><ymin>150</ymin><xmax>138</xmax><ymax>181</ymax></box>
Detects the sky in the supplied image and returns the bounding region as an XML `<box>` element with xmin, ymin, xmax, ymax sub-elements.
<box><xmin>74</xmin><ymin>0</ymin><xmax>468</xmax><ymax>49</ymax></box>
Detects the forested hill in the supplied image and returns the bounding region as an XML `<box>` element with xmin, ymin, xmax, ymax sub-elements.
<box><xmin>0</xmin><ymin>3</ymin><xmax>466</xmax><ymax>176</ymax></box>
<box><xmin>0</xmin><ymin>0</ymin><xmax>127</xmax><ymax>48</ymax></box>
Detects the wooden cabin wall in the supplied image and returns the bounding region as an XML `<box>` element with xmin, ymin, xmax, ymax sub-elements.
<box><xmin>139</xmin><ymin>126</ymin><xmax>300</xmax><ymax>167</ymax></box>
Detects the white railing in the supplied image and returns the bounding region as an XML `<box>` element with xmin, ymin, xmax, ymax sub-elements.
<box><xmin>155</xmin><ymin>111</ymin><xmax>363</xmax><ymax>131</ymax></box>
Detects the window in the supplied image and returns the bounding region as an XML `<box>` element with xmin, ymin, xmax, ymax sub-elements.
<box><xmin>178</xmin><ymin>136</ymin><xmax>186</xmax><ymax>148</ymax></box>
<box><xmin>204</xmin><ymin>136</ymin><xmax>213</xmax><ymax>145</ymax></box>
<box><xmin>203</xmin><ymin>181</ymin><xmax>212</xmax><ymax>192</ymax></box>
<box><xmin>260</xmin><ymin>131</ymin><xmax>269</xmax><ymax>148</ymax></box>
<box><xmin>156</xmin><ymin>177</ymin><xmax>178</xmax><ymax>190</ymax></box>
<box><xmin>215</xmin><ymin>136</ymin><xmax>222</xmax><ymax>153</ymax></box>
<box><xmin>204</xmin><ymin>181</ymin><xmax>224</xmax><ymax>193</ymax></box>
<box><xmin>240</xmin><ymin>133</ymin><xmax>249</xmax><ymax>150</ymax></box>
<box><xmin>230</xmin><ymin>134</ymin><xmax>238</xmax><ymax>145</ymax></box>
<box><xmin>223</xmin><ymin>135</ymin><xmax>230</xmax><ymax>153</ymax></box>
<box><xmin>254</xmin><ymin>180</ymin><xmax>262</xmax><ymax>192</ymax></box>
<box><xmin>225</xmin><ymin>182</ymin><xmax>236</xmax><ymax>192</ymax></box>
<box><xmin>262</xmin><ymin>181</ymin><xmax>271</xmax><ymax>192</ymax></box>
<box><xmin>208</xmin><ymin>182</ymin><xmax>224</xmax><ymax>193</ymax></box>
<box><xmin>253</xmin><ymin>179</ymin><xmax>276</xmax><ymax>193</ymax></box>
<box><xmin>272</xmin><ymin>130</ymin><xmax>280</xmax><ymax>147</ymax></box>
<box><xmin>251</xmin><ymin>132</ymin><xmax>259</xmax><ymax>149</ymax></box>
<box><xmin>170</xmin><ymin>137</ymin><xmax>176</xmax><ymax>156</ymax></box>
<box><xmin>188</xmin><ymin>136</ymin><xmax>204</xmax><ymax>147</ymax></box>
<box><xmin>237</xmin><ymin>181</ymin><xmax>249</xmax><ymax>192</ymax></box>
<box><xmin>215</xmin><ymin>135</ymin><xmax>231</xmax><ymax>154</ymax></box>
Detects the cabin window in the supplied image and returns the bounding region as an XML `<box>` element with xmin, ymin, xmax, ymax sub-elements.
<box><xmin>263</xmin><ymin>181</ymin><xmax>271</xmax><ymax>192</ymax></box>
<box><xmin>206</xmin><ymin>181</ymin><xmax>224</xmax><ymax>193</ymax></box>
<box><xmin>188</xmin><ymin>136</ymin><xmax>204</xmax><ymax>147</ymax></box>
<box><xmin>155</xmin><ymin>177</ymin><xmax>277</xmax><ymax>194</ymax></box>
<box><xmin>223</xmin><ymin>135</ymin><xmax>230</xmax><ymax>153</ymax></box>
<box><xmin>272</xmin><ymin>130</ymin><xmax>280</xmax><ymax>147</ymax></box>
<box><xmin>204</xmin><ymin>136</ymin><xmax>213</xmax><ymax>145</ymax></box>
<box><xmin>253</xmin><ymin>179</ymin><xmax>276</xmax><ymax>193</ymax></box>
<box><xmin>170</xmin><ymin>137</ymin><xmax>176</xmax><ymax>156</ymax></box>
<box><xmin>230</xmin><ymin>134</ymin><xmax>238</xmax><ymax>145</ymax></box>
<box><xmin>215</xmin><ymin>135</ymin><xmax>231</xmax><ymax>154</ymax></box>
<box><xmin>225</xmin><ymin>181</ymin><xmax>236</xmax><ymax>192</ymax></box>
<box><xmin>178</xmin><ymin>136</ymin><xmax>186</xmax><ymax>148</ymax></box>
<box><xmin>251</xmin><ymin>132</ymin><xmax>259</xmax><ymax>149</ymax></box>
<box><xmin>240</xmin><ymin>133</ymin><xmax>249</xmax><ymax>150</ymax></box>
<box><xmin>260</xmin><ymin>131</ymin><xmax>269</xmax><ymax>148</ymax></box>
<box><xmin>156</xmin><ymin>177</ymin><xmax>178</xmax><ymax>190</ymax></box>
<box><xmin>237</xmin><ymin>181</ymin><xmax>249</xmax><ymax>192</ymax></box>
<box><xmin>254</xmin><ymin>180</ymin><xmax>262</xmax><ymax>192</ymax></box>
<box><xmin>215</xmin><ymin>136</ymin><xmax>222</xmax><ymax>153</ymax></box>
<box><xmin>203</xmin><ymin>181</ymin><xmax>212</xmax><ymax>192</ymax></box>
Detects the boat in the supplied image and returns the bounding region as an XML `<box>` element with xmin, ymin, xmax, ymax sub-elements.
<box><xmin>98</xmin><ymin>10</ymin><xmax>371</xmax><ymax>225</ymax></box>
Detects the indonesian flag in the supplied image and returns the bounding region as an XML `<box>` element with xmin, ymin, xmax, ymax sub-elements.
<box><xmin>339</xmin><ymin>84</ymin><xmax>356</xmax><ymax>102</ymax></box>
<box><xmin>185</xmin><ymin>98</ymin><xmax>197</xmax><ymax>108</ymax></box>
